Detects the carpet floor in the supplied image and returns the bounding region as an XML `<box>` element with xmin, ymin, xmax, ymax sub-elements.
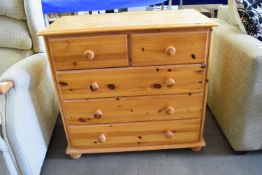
<box><xmin>41</xmin><ymin>108</ymin><xmax>262</xmax><ymax>175</ymax></box>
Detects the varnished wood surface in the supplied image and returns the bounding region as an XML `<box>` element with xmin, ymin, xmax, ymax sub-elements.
<box><xmin>200</xmin><ymin>29</ymin><xmax>213</xmax><ymax>139</ymax></box>
<box><xmin>66</xmin><ymin>139</ymin><xmax>206</xmax><ymax>154</ymax></box>
<box><xmin>0</xmin><ymin>81</ymin><xmax>14</xmax><ymax>95</ymax></box>
<box><xmin>38</xmin><ymin>9</ymin><xmax>218</xmax><ymax>36</ymax></box>
<box><xmin>43</xmin><ymin>37</ymin><xmax>73</xmax><ymax>148</ymax></box>
<box><xmin>40</xmin><ymin>9</ymin><xmax>216</xmax><ymax>156</ymax></box>
<box><xmin>68</xmin><ymin>119</ymin><xmax>200</xmax><ymax>148</ymax></box>
<box><xmin>63</xmin><ymin>94</ymin><xmax>203</xmax><ymax>125</ymax></box>
<box><xmin>48</xmin><ymin>34</ymin><xmax>128</xmax><ymax>70</ymax></box>
<box><xmin>131</xmin><ymin>30</ymin><xmax>208</xmax><ymax>66</ymax></box>
<box><xmin>57</xmin><ymin>65</ymin><xmax>206</xmax><ymax>100</ymax></box>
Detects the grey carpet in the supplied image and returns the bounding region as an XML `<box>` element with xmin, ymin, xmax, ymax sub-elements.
<box><xmin>41</xmin><ymin>108</ymin><xmax>262</xmax><ymax>175</ymax></box>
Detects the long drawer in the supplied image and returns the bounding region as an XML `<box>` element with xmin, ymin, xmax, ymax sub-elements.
<box><xmin>68</xmin><ymin>119</ymin><xmax>201</xmax><ymax>148</ymax></box>
<box><xmin>63</xmin><ymin>94</ymin><xmax>203</xmax><ymax>125</ymax></box>
<box><xmin>57</xmin><ymin>64</ymin><xmax>206</xmax><ymax>100</ymax></box>
<box><xmin>131</xmin><ymin>30</ymin><xmax>208</xmax><ymax>66</ymax></box>
<box><xmin>48</xmin><ymin>34</ymin><xmax>128</xmax><ymax>70</ymax></box>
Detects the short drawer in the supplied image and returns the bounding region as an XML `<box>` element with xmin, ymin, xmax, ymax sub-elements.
<box><xmin>47</xmin><ymin>34</ymin><xmax>128</xmax><ymax>70</ymax></box>
<box><xmin>68</xmin><ymin>119</ymin><xmax>201</xmax><ymax>148</ymax></box>
<box><xmin>57</xmin><ymin>64</ymin><xmax>206</xmax><ymax>100</ymax></box>
<box><xmin>63</xmin><ymin>94</ymin><xmax>203</xmax><ymax>125</ymax></box>
<box><xmin>130</xmin><ymin>30</ymin><xmax>208</xmax><ymax>66</ymax></box>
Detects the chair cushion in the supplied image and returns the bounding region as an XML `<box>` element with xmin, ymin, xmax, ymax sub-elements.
<box><xmin>0</xmin><ymin>48</ymin><xmax>33</xmax><ymax>76</ymax></box>
<box><xmin>0</xmin><ymin>16</ymin><xmax>32</xmax><ymax>50</ymax></box>
<box><xmin>0</xmin><ymin>0</ymin><xmax>26</xmax><ymax>20</ymax></box>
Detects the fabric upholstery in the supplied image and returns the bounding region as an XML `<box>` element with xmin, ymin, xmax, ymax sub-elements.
<box><xmin>0</xmin><ymin>0</ymin><xmax>59</xmax><ymax>174</ymax></box>
<box><xmin>0</xmin><ymin>16</ymin><xmax>32</xmax><ymax>50</ymax></box>
<box><xmin>0</xmin><ymin>0</ymin><xmax>26</xmax><ymax>20</ymax></box>
<box><xmin>0</xmin><ymin>48</ymin><xmax>33</xmax><ymax>76</ymax></box>
<box><xmin>0</xmin><ymin>137</ymin><xmax>18</xmax><ymax>175</ymax></box>
<box><xmin>0</xmin><ymin>54</ymin><xmax>59</xmax><ymax>175</ymax></box>
<box><xmin>228</xmin><ymin>0</ymin><xmax>247</xmax><ymax>33</ymax></box>
<box><xmin>208</xmin><ymin>18</ymin><xmax>262</xmax><ymax>151</ymax></box>
<box><xmin>236</xmin><ymin>0</ymin><xmax>262</xmax><ymax>41</ymax></box>
<box><xmin>217</xmin><ymin>5</ymin><xmax>238</xmax><ymax>26</ymax></box>
<box><xmin>24</xmin><ymin>0</ymin><xmax>46</xmax><ymax>53</ymax></box>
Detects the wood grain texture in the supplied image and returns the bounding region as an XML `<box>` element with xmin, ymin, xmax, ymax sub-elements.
<box><xmin>48</xmin><ymin>34</ymin><xmax>128</xmax><ymax>70</ymax></box>
<box><xmin>63</xmin><ymin>94</ymin><xmax>203</xmax><ymax>125</ymax></box>
<box><xmin>57</xmin><ymin>65</ymin><xmax>206</xmax><ymax>100</ymax></box>
<box><xmin>200</xmin><ymin>29</ymin><xmax>213</xmax><ymax>139</ymax></box>
<box><xmin>43</xmin><ymin>37</ymin><xmax>73</xmax><ymax>148</ymax></box>
<box><xmin>68</xmin><ymin>119</ymin><xmax>201</xmax><ymax>148</ymax></box>
<box><xmin>131</xmin><ymin>30</ymin><xmax>208</xmax><ymax>66</ymax></box>
<box><xmin>38</xmin><ymin>9</ymin><xmax>218</xmax><ymax>36</ymax></box>
<box><xmin>0</xmin><ymin>81</ymin><xmax>14</xmax><ymax>94</ymax></box>
<box><xmin>40</xmin><ymin>9</ymin><xmax>217</xmax><ymax>156</ymax></box>
<box><xmin>66</xmin><ymin>138</ymin><xmax>206</xmax><ymax>154</ymax></box>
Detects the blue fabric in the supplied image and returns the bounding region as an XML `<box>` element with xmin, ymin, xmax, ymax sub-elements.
<box><xmin>41</xmin><ymin>0</ymin><xmax>166</xmax><ymax>14</ymax></box>
<box><xmin>166</xmin><ymin>0</ymin><xmax>227</xmax><ymax>5</ymax></box>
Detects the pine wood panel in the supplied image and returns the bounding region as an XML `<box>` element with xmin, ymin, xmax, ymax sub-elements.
<box><xmin>38</xmin><ymin>9</ymin><xmax>218</xmax><ymax>36</ymax></box>
<box><xmin>66</xmin><ymin>138</ymin><xmax>206</xmax><ymax>154</ymax></box>
<box><xmin>63</xmin><ymin>94</ymin><xmax>203</xmax><ymax>125</ymax></box>
<box><xmin>48</xmin><ymin>34</ymin><xmax>128</xmax><ymax>70</ymax></box>
<box><xmin>57</xmin><ymin>65</ymin><xmax>206</xmax><ymax>100</ymax></box>
<box><xmin>68</xmin><ymin>119</ymin><xmax>200</xmax><ymax>148</ymax></box>
<box><xmin>131</xmin><ymin>30</ymin><xmax>208</xmax><ymax>66</ymax></box>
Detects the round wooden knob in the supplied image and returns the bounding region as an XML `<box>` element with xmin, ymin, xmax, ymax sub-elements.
<box><xmin>166</xmin><ymin>106</ymin><xmax>175</xmax><ymax>115</ymax></box>
<box><xmin>165</xmin><ymin>78</ymin><xmax>176</xmax><ymax>88</ymax></box>
<box><xmin>90</xmin><ymin>82</ymin><xmax>99</xmax><ymax>91</ymax></box>
<box><xmin>98</xmin><ymin>133</ymin><xmax>106</xmax><ymax>143</ymax></box>
<box><xmin>84</xmin><ymin>50</ymin><xmax>95</xmax><ymax>60</ymax></box>
<box><xmin>94</xmin><ymin>110</ymin><xmax>103</xmax><ymax>119</ymax></box>
<box><xmin>165</xmin><ymin>46</ymin><xmax>176</xmax><ymax>56</ymax></box>
<box><xmin>165</xmin><ymin>130</ymin><xmax>174</xmax><ymax>139</ymax></box>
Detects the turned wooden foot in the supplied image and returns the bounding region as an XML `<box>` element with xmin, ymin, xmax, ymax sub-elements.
<box><xmin>191</xmin><ymin>147</ymin><xmax>202</xmax><ymax>152</ymax></box>
<box><xmin>70</xmin><ymin>153</ymin><xmax>82</xmax><ymax>160</ymax></box>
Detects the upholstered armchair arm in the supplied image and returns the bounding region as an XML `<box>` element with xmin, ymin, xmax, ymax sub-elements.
<box><xmin>0</xmin><ymin>53</ymin><xmax>50</xmax><ymax>91</ymax></box>
<box><xmin>208</xmin><ymin>19</ymin><xmax>262</xmax><ymax>151</ymax></box>
<box><xmin>0</xmin><ymin>53</ymin><xmax>59</xmax><ymax>174</ymax></box>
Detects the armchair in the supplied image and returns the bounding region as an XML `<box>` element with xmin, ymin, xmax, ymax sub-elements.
<box><xmin>0</xmin><ymin>0</ymin><xmax>59</xmax><ymax>174</ymax></box>
<box><xmin>208</xmin><ymin>5</ymin><xmax>262</xmax><ymax>151</ymax></box>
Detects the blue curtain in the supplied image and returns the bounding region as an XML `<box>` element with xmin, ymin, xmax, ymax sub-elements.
<box><xmin>42</xmin><ymin>0</ymin><xmax>166</xmax><ymax>14</ymax></box>
<box><xmin>164</xmin><ymin>0</ymin><xmax>227</xmax><ymax>5</ymax></box>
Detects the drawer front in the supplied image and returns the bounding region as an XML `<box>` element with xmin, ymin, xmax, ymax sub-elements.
<box><xmin>68</xmin><ymin>119</ymin><xmax>200</xmax><ymax>148</ymax></box>
<box><xmin>63</xmin><ymin>94</ymin><xmax>203</xmax><ymax>125</ymax></box>
<box><xmin>57</xmin><ymin>65</ymin><xmax>206</xmax><ymax>100</ymax></box>
<box><xmin>48</xmin><ymin>34</ymin><xmax>128</xmax><ymax>70</ymax></box>
<box><xmin>131</xmin><ymin>30</ymin><xmax>208</xmax><ymax>66</ymax></box>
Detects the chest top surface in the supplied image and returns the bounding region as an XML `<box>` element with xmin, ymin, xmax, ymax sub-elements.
<box><xmin>38</xmin><ymin>9</ymin><xmax>218</xmax><ymax>36</ymax></box>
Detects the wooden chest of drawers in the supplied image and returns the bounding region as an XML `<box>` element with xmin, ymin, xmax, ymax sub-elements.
<box><xmin>39</xmin><ymin>9</ymin><xmax>217</xmax><ymax>159</ymax></box>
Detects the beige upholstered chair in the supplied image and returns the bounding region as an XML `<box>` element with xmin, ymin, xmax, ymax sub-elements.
<box><xmin>208</xmin><ymin>5</ymin><xmax>262</xmax><ymax>151</ymax></box>
<box><xmin>0</xmin><ymin>0</ymin><xmax>59</xmax><ymax>174</ymax></box>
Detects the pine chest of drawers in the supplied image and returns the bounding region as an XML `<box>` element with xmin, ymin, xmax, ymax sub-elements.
<box><xmin>39</xmin><ymin>9</ymin><xmax>217</xmax><ymax>159</ymax></box>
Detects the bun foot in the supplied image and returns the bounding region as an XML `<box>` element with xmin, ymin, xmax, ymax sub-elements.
<box><xmin>191</xmin><ymin>147</ymin><xmax>202</xmax><ymax>152</ymax></box>
<box><xmin>70</xmin><ymin>153</ymin><xmax>82</xmax><ymax>160</ymax></box>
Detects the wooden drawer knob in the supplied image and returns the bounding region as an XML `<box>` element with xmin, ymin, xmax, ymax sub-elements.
<box><xmin>165</xmin><ymin>46</ymin><xmax>176</xmax><ymax>56</ymax></box>
<box><xmin>165</xmin><ymin>78</ymin><xmax>176</xmax><ymax>88</ymax></box>
<box><xmin>98</xmin><ymin>133</ymin><xmax>107</xmax><ymax>143</ymax></box>
<box><xmin>84</xmin><ymin>50</ymin><xmax>95</xmax><ymax>60</ymax></box>
<box><xmin>94</xmin><ymin>110</ymin><xmax>103</xmax><ymax>119</ymax></box>
<box><xmin>90</xmin><ymin>82</ymin><xmax>99</xmax><ymax>91</ymax></box>
<box><xmin>166</xmin><ymin>106</ymin><xmax>175</xmax><ymax>115</ymax></box>
<box><xmin>165</xmin><ymin>130</ymin><xmax>174</xmax><ymax>139</ymax></box>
